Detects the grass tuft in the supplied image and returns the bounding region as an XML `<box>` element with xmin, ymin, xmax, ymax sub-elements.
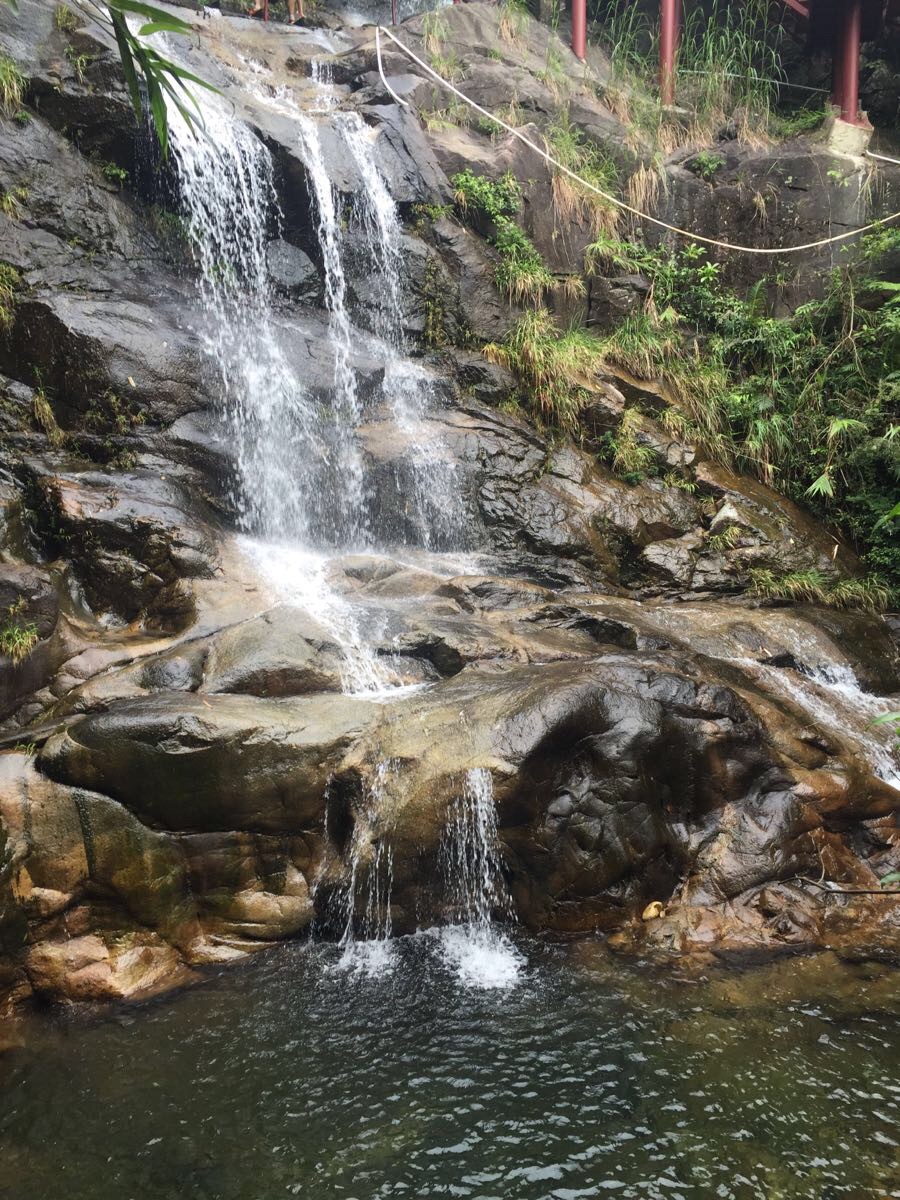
<box><xmin>32</xmin><ymin>387</ymin><xmax>66</xmax><ymax>447</ymax></box>
<box><xmin>452</xmin><ymin>169</ymin><xmax>554</xmax><ymax>303</ymax></box>
<box><xmin>0</xmin><ymin>262</ymin><xmax>20</xmax><ymax>330</ymax></box>
<box><xmin>0</xmin><ymin>53</ymin><xmax>26</xmax><ymax>119</ymax></box>
<box><xmin>54</xmin><ymin>4</ymin><xmax>79</xmax><ymax>32</ymax></box>
<box><xmin>749</xmin><ymin>569</ymin><xmax>892</xmax><ymax>612</ymax></box>
<box><xmin>543</xmin><ymin>109</ymin><xmax>619</xmax><ymax>236</ymax></box>
<box><xmin>0</xmin><ymin>598</ymin><xmax>39</xmax><ymax>665</ymax></box>
<box><xmin>484</xmin><ymin>309</ymin><xmax>602</xmax><ymax>431</ymax></box>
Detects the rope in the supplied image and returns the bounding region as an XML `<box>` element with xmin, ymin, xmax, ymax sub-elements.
<box><xmin>376</xmin><ymin>25</ymin><xmax>900</xmax><ymax>257</ymax></box>
<box><xmin>797</xmin><ymin>876</ymin><xmax>900</xmax><ymax>897</ymax></box>
<box><xmin>678</xmin><ymin>68</ymin><xmax>829</xmax><ymax>94</ymax></box>
<box><xmin>375</xmin><ymin>26</ymin><xmax>409</xmax><ymax>108</ymax></box>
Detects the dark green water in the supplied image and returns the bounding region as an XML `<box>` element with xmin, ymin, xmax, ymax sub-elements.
<box><xmin>1</xmin><ymin>935</ymin><xmax>898</xmax><ymax>1200</ymax></box>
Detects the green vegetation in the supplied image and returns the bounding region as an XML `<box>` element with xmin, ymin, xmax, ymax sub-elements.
<box><xmin>707</xmin><ymin>523</ymin><xmax>742</xmax><ymax>553</ymax></box>
<box><xmin>422</xmin><ymin>7</ymin><xmax>450</xmax><ymax>57</ymax></box>
<box><xmin>591</xmin><ymin>0</ymin><xmax>814</xmax><ymax>151</ymax></box>
<box><xmin>0</xmin><ymin>52</ymin><xmax>26</xmax><ymax>118</ymax></box>
<box><xmin>481</xmin><ymin>222</ymin><xmax>899</xmax><ymax>598</ymax></box>
<box><xmin>100</xmin><ymin>160</ymin><xmax>129</xmax><ymax>188</ymax></box>
<box><xmin>484</xmin><ymin>308</ymin><xmax>600</xmax><ymax>430</ymax></box>
<box><xmin>54</xmin><ymin>3</ymin><xmax>79</xmax><ymax>31</ymax></box>
<box><xmin>452</xmin><ymin>169</ymin><xmax>554</xmax><ymax>303</ymax></box>
<box><xmin>66</xmin><ymin>46</ymin><xmax>95</xmax><ymax>84</ymax></box>
<box><xmin>607</xmin><ymin>407</ymin><xmax>655</xmax><ymax>480</ymax></box>
<box><xmin>581</xmin><ymin>229</ymin><xmax>900</xmax><ymax>592</ymax></box>
<box><xmin>32</xmin><ymin>387</ymin><xmax>66</xmax><ymax>447</ymax></box>
<box><xmin>0</xmin><ymin>598</ymin><xmax>39</xmax><ymax>665</ymax></box>
<box><xmin>85</xmin><ymin>388</ymin><xmax>145</xmax><ymax>435</ymax></box>
<box><xmin>543</xmin><ymin>109</ymin><xmax>619</xmax><ymax>235</ymax></box>
<box><xmin>0</xmin><ymin>263</ymin><xmax>20</xmax><ymax>330</ymax></box>
<box><xmin>691</xmin><ymin>150</ymin><xmax>725</xmax><ymax>181</ymax></box>
<box><xmin>498</xmin><ymin>0</ymin><xmax>528</xmax><ymax>44</ymax></box>
<box><xmin>0</xmin><ymin>185</ymin><xmax>26</xmax><ymax>218</ymax></box>
<box><xmin>749</xmin><ymin>569</ymin><xmax>892</xmax><ymax>613</ymax></box>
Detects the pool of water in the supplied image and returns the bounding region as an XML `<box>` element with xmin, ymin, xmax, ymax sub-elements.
<box><xmin>1</xmin><ymin>934</ymin><xmax>898</xmax><ymax>1200</ymax></box>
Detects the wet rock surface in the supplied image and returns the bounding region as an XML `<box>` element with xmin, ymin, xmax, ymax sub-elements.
<box><xmin>0</xmin><ymin>1</ymin><xmax>897</xmax><ymax>1007</ymax></box>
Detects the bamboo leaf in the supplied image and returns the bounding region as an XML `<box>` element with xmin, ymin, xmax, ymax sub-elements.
<box><xmin>106</xmin><ymin>0</ymin><xmax>191</xmax><ymax>29</ymax></box>
<box><xmin>805</xmin><ymin>471</ymin><xmax>834</xmax><ymax>499</ymax></box>
<box><xmin>827</xmin><ymin>416</ymin><xmax>867</xmax><ymax>442</ymax></box>
<box><xmin>110</xmin><ymin>11</ymin><xmax>142</xmax><ymax>116</ymax></box>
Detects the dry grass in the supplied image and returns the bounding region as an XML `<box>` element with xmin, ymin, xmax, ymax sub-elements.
<box><xmin>625</xmin><ymin>159</ymin><xmax>667</xmax><ymax>217</ymax></box>
<box><xmin>32</xmin><ymin>388</ymin><xmax>66</xmax><ymax>447</ymax></box>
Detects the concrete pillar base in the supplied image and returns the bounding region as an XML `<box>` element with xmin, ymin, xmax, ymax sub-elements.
<box><xmin>825</xmin><ymin>114</ymin><xmax>873</xmax><ymax>157</ymax></box>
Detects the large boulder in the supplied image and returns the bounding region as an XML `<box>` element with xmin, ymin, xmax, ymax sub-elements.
<box><xmin>39</xmin><ymin>692</ymin><xmax>375</xmax><ymax>833</ymax></box>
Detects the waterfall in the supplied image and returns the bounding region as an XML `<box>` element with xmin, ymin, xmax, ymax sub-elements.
<box><xmin>339</xmin><ymin>112</ymin><xmax>468</xmax><ymax>550</ymax></box>
<box><xmin>295</xmin><ymin>113</ymin><xmax>369</xmax><ymax>547</ymax></box>
<box><xmin>335</xmin><ymin>760</ymin><xmax>396</xmax><ymax>975</ymax></box>
<box><xmin>437</xmin><ymin>768</ymin><xmax>522</xmax><ymax>988</ymax></box>
<box><xmin>805</xmin><ymin>664</ymin><xmax>900</xmax><ymax>788</ymax></box>
<box><xmin>161</xmin><ymin>52</ymin><xmax>495</xmax><ymax>966</ymax></box>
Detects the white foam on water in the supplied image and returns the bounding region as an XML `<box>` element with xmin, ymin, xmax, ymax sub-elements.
<box><xmin>436</xmin><ymin>925</ymin><xmax>524</xmax><ymax>990</ymax></box>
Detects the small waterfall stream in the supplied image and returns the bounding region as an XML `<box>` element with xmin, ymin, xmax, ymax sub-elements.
<box><xmin>335</xmin><ymin>759</ymin><xmax>396</xmax><ymax>975</ymax></box>
<box><xmin>437</xmin><ymin>768</ymin><xmax>522</xmax><ymax>987</ymax></box>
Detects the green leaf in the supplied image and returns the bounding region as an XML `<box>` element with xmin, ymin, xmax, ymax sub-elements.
<box><xmin>110</xmin><ymin>11</ymin><xmax>142</xmax><ymax>117</ymax></box>
<box><xmin>827</xmin><ymin>416</ymin><xmax>867</xmax><ymax>442</ymax></box>
<box><xmin>106</xmin><ymin>0</ymin><xmax>190</xmax><ymax>30</ymax></box>
<box><xmin>870</xmin><ymin>711</ymin><xmax>900</xmax><ymax>727</ymax></box>
<box><xmin>873</xmin><ymin>501</ymin><xmax>900</xmax><ymax>531</ymax></box>
<box><xmin>137</xmin><ymin>20</ymin><xmax>194</xmax><ymax>36</ymax></box>
<box><xmin>805</xmin><ymin>471</ymin><xmax>834</xmax><ymax>499</ymax></box>
<box><xmin>880</xmin><ymin>870</ymin><xmax>900</xmax><ymax>888</ymax></box>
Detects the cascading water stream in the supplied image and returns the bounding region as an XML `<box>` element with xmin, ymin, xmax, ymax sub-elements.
<box><xmin>437</xmin><ymin>768</ymin><xmax>522</xmax><ymax>988</ymax></box>
<box><xmin>295</xmin><ymin>112</ymin><xmax>368</xmax><ymax>547</ymax></box>
<box><xmin>334</xmin><ymin>759</ymin><xmax>397</xmax><ymax>975</ymax></box>
<box><xmin>729</xmin><ymin>657</ymin><xmax>900</xmax><ymax>788</ymax></box>
<box><xmin>339</xmin><ymin>112</ymin><xmax>467</xmax><ymax>550</ymax></box>
<box><xmin>160</xmin><ymin>51</ymin><xmax>401</xmax><ymax>693</ymax></box>
<box><xmin>160</xmin><ymin>51</ymin><xmax>515</xmax><ymax>973</ymax></box>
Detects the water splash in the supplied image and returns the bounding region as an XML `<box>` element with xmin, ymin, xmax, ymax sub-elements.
<box><xmin>438</xmin><ymin>768</ymin><xmax>522</xmax><ymax>988</ymax></box>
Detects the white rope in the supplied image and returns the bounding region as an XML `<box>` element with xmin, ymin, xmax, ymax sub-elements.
<box><xmin>868</xmin><ymin>148</ymin><xmax>900</xmax><ymax>168</ymax></box>
<box><xmin>375</xmin><ymin>26</ymin><xmax>409</xmax><ymax>107</ymax></box>
<box><xmin>377</xmin><ymin>25</ymin><xmax>900</xmax><ymax>257</ymax></box>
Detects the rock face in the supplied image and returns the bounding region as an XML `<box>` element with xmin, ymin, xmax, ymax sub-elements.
<box><xmin>0</xmin><ymin>1</ymin><xmax>897</xmax><ymax>1006</ymax></box>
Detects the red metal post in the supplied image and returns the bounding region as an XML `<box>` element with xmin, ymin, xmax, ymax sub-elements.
<box><xmin>571</xmin><ymin>0</ymin><xmax>587</xmax><ymax>61</ymax></box>
<box><xmin>263</xmin><ymin>0</ymin><xmax>268</xmax><ymax>19</ymax></box>
<box><xmin>659</xmin><ymin>0</ymin><xmax>678</xmax><ymax>106</ymax></box>
<box><xmin>391</xmin><ymin>0</ymin><xmax>397</xmax><ymax>22</ymax></box>
<box><xmin>836</xmin><ymin>0</ymin><xmax>862</xmax><ymax>124</ymax></box>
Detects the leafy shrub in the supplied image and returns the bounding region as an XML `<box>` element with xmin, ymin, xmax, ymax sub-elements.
<box><xmin>452</xmin><ymin>170</ymin><xmax>553</xmax><ymax>302</ymax></box>
<box><xmin>583</xmin><ymin>228</ymin><xmax>900</xmax><ymax>594</ymax></box>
